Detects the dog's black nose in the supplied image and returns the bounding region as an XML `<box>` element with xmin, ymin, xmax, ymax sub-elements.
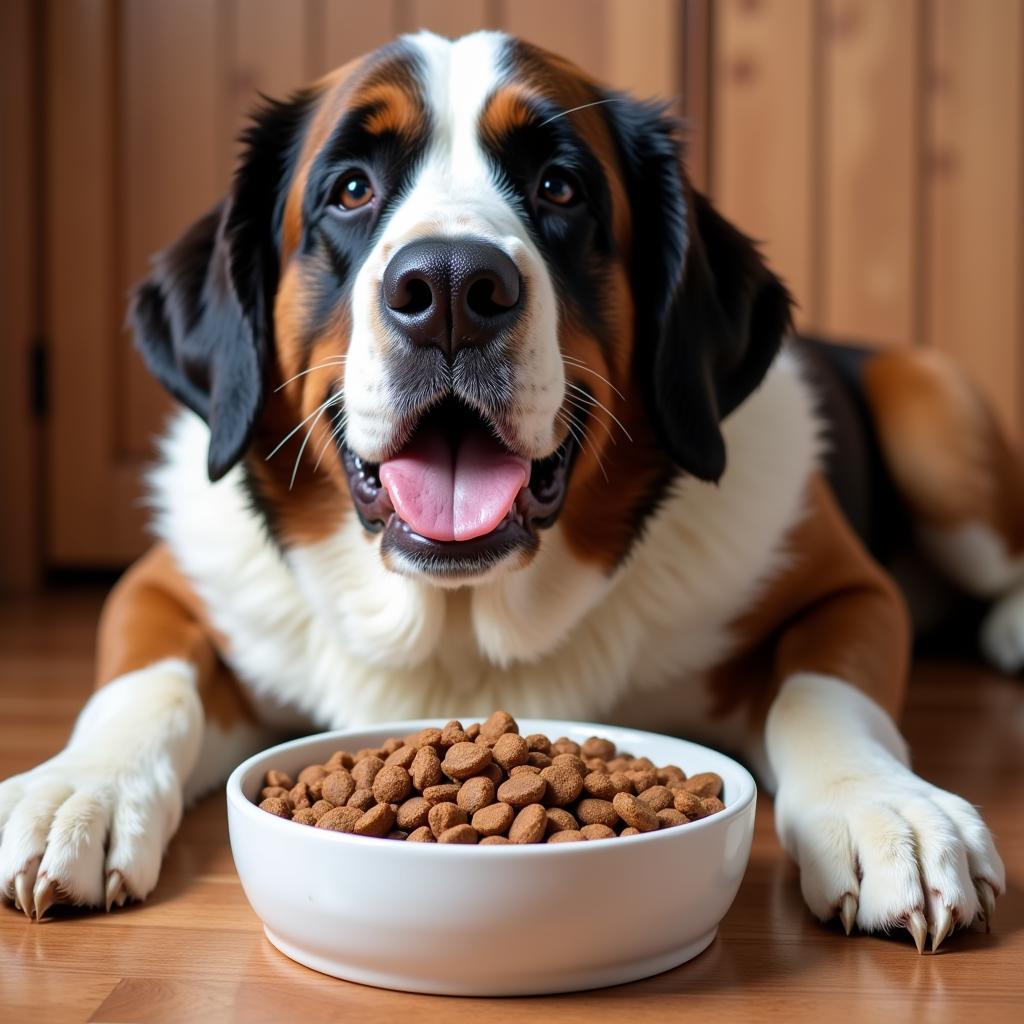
<box><xmin>381</xmin><ymin>238</ymin><xmax>523</xmax><ymax>357</ymax></box>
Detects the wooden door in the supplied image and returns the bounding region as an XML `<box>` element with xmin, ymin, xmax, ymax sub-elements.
<box><xmin>44</xmin><ymin>0</ymin><xmax>696</xmax><ymax>569</ymax></box>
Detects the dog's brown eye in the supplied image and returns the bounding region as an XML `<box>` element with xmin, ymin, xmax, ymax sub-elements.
<box><xmin>337</xmin><ymin>172</ymin><xmax>374</xmax><ymax>210</ymax></box>
<box><xmin>539</xmin><ymin>169</ymin><xmax>578</xmax><ymax>206</ymax></box>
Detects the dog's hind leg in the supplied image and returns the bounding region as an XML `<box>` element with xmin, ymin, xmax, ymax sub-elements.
<box><xmin>0</xmin><ymin>545</ymin><xmax>273</xmax><ymax>920</ymax></box>
<box><xmin>861</xmin><ymin>348</ymin><xmax>1024</xmax><ymax>671</ymax></box>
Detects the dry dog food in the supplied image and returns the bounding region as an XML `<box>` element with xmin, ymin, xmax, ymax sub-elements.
<box><xmin>255</xmin><ymin>711</ymin><xmax>725</xmax><ymax>844</ymax></box>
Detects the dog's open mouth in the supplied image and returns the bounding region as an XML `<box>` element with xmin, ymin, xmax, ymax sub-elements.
<box><xmin>343</xmin><ymin>399</ymin><xmax>579</xmax><ymax>575</ymax></box>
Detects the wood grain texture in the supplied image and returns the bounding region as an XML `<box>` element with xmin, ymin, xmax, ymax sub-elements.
<box><xmin>0</xmin><ymin>0</ymin><xmax>41</xmax><ymax>591</ymax></box>
<box><xmin>1</xmin><ymin>589</ymin><xmax>1021</xmax><ymax>1021</ymax></box>
<box><xmin>820</xmin><ymin>0</ymin><xmax>920</xmax><ymax>346</ymax></box>
<box><xmin>711</xmin><ymin>0</ymin><xmax>817</xmax><ymax>330</ymax></box>
<box><xmin>502</xmin><ymin>0</ymin><xmax>607</xmax><ymax>75</ymax></box>
<box><xmin>924</xmin><ymin>0</ymin><xmax>1024</xmax><ymax>437</ymax></box>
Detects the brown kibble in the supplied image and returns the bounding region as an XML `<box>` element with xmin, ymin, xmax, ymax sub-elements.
<box><xmin>388</xmin><ymin>830</ymin><xmax>408</xmax><ymax>840</ymax></box>
<box><xmin>308</xmin><ymin>778</ymin><xmax>325</xmax><ymax>800</ymax></box>
<box><xmin>471</xmin><ymin>801</ymin><xmax>515</xmax><ymax>837</ymax></box>
<box><xmin>324</xmin><ymin>750</ymin><xmax>354</xmax><ymax>771</ymax></box>
<box><xmin>480</xmin><ymin>710</ymin><xmax>518</xmax><ymax>743</ymax></box>
<box><xmin>658</xmin><ymin>765</ymin><xmax>686</xmax><ymax>784</ymax></box>
<box><xmin>547</xmin><ymin>829</ymin><xmax>585</xmax><ymax>843</ymax></box>
<box><xmin>373</xmin><ymin>765</ymin><xmax>412</xmax><ymax>805</ymax></box>
<box><xmin>612</xmin><ymin>792</ymin><xmax>659</xmax><ymax>832</ymax></box>
<box><xmin>406</xmin><ymin>826</ymin><xmax>435</xmax><ymax>842</ymax></box>
<box><xmin>584</xmin><ymin>758</ymin><xmax>609</xmax><ymax>774</ymax></box>
<box><xmin>525</xmin><ymin>733</ymin><xmax>551</xmax><ymax>754</ymax></box>
<box><xmin>545</xmin><ymin>808</ymin><xmax>579</xmax><ymax>835</ymax></box>
<box><xmin>428</xmin><ymin>802</ymin><xmax>468</xmax><ymax>838</ymax></box>
<box><xmin>457</xmin><ymin>776</ymin><xmax>496</xmax><ymax>815</ymax></box>
<box><xmin>491</xmin><ymin>732</ymin><xmax>529</xmax><ymax>771</ymax></box>
<box><xmin>310</xmin><ymin>799</ymin><xmax>334</xmax><ymax>821</ymax></box>
<box><xmin>480</xmin><ymin>835</ymin><xmax>511</xmax><ymax>845</ymax></box>
<box><xmin>292</xmin><ymin>808</ymin><xmax>318</xmax><ymax>826</ymax></box>
<box><xmin>410</xmin><ymin>746</ymin><xmax>443</xmax><ymax>791</ymax></box>
<box><xmin>673</xmin><ymin>790</ymin><xmax>705</xmax><ymax>817</ymax></box>
<box><xmin>637</xmin><ymin>785</ymin><xmax>674</xmax><ymax>812</ymax></box>
<box><xmin>510</xmin><ymin>764</ymin><xmax>541</xmax><ymax>776</ymax></box>
<box><xmin>508</xmin><ymin>803</ymin><xmax>547</xmax><ymax>844</ymax></box>
<box><xmin>438</xmin><ymin>824</ymin><xmax>479</xmax><ymax>845</ymax></box>
<box><xmin>354</xmin><ymin>746</ymin><xmax>384</xmax><ymax>762</ymax></box>
<box><xmin>288</xmin><ymin>782</ymin><xmax>311</xmax><ymax>809</ymax></box>
<box><xmin>422</xmin><ymin>783</ymin><xmax>461</xmax><ymax>805</ymax></box>
<box><xmin>581</xmin><ymin>736</ymin><xmax>616</xmax><ymax>761</ymax></box>
<box><xmin>440</xmin><ymin>720</ymin><xmax>469</xmax><ymax>748</ymax></box>
<box><xmin>620</xmin><ymin>826</ymin><xmax>640</xmax><ymax>837</ymax></box>
<box><xmin>442</xmin><ymin>742</ymin><xmax>492</xmax><ymax>780</ymax></box>
<box><xmin>539</xmin><ymin>764</ymin><xmax>584</xmax><ymax>806</ymax></box>
<box><xmin>476</xmin><ymin>762</ymin><xmax>505</xmax><ymax>786</ymax></box>
<box><xmin>627</xmin><ymin>768</ymin><xmax>658</xmax><ymax>793</ymax></box>
<box><xmin>381</xmin><ymin>737</ymin><xmax>405</xmax><ymax>755</ymax></box>
<box><xmin>608</xmin><ymin>771</ymin><xmax>634</xmax><ymax>795</ymax></box>
<box><xmin>679</xmin><ymin>772</ymin><xmax>723</xmax><ymax>799</ymax></box>
<box><xmin>551</xmin><ymin>753</ymin><xmax>588</xmax><ymax>778</ymax></box>
<box><xmin>351</xmin><ymin>755</ymin><xmax>385</xmax><ymax>789</ymax></box>
<box><xmin>297</xmin><ymin>764</ymin><xmax>327</xmax><ymax>786</ymax></box>
<box><xmin>497</xmin><ymin>772</ymin><xmax>547</xmax><ymax>808</ymax></box>
<box><xmin>315</xmin><ymin>806</ymin><xmax>362</xmax><ymax>832</ymax></box>
<box><xmin>347</xmin><ymin>788</ymin><xmax>375</xmax><ymax>811</ymax></box>
<box><xmin>465</xmin><ymin>722</ymin><xmax>481</xmax><ymax>740</ymax></box>
<box><xmin>580</xmin><ymin>823</ymin><xmax>616</xmax><ymax>840</ymax></box>
<box><xmin>396</xmin><ymin>796</ymin><xmax>432</xmax><ymax>831</ymax></box>
<box><xmin>582</xmin><ymin>771</ymin><xmax>616</xmax><ymax>800</ymax></box>
<box><xmin>265</xmin><ymin>769</ymin><xmax>293</xmax><ymax>789</ymax></box>
<box><xmin>354</xmin><ymin>802</ymin><xmax>396</xmax><ymax>837</ymax></box>
<box><xmin>260</xmin><ymin>785</ymin><xmax>290</xmax><ymax>801</ymax></box>
<box><xmin>551</xmin><ymin>737</ymin><xmax>580</xmax><ymax>756</ymax></box>
<box><xmin>657</xmin><ymin>808</ymin><xmax>688</xmax><ymax>829</ymax></box>
<box><xmin>384</xmin><ymin>745</ymin><xmax>418</xmax><ymax>770</ymax></box>
<box><xmin>413</xmin><ymin>727</ymin><xmax>444</xmax><ymax>751</ymax></box>
<box><xmin>606</xmin><ymin>756</ymin><xmax>632</xmax><ymax>772</ymax></box>
<box><xmin>526</xmin><ymin>752</ymin><xmax>553</xmax><ymax>769</ymax></box>
<box><xmin>321</xmin><ymin>770</ymin><xmax>355</xmax><ymax>807</ymax></box>
<box><xmin>631</xmin><ymin>756</ymin><xmax>656</xmax><ymax>772</ymax></box>
<box><xmin>259</xmin><ymin>797</ymin><xmax>292</xmax><ymax>818</ymax></box>
<box><xmin>575</xmin><ymin>798</ymin><xmax>619</xmax><ymax>828</ymax></box>
<box><xmin>701</xmin><ymin>796</ymin><xmax>726</xmax><ymax>816</ymax></box>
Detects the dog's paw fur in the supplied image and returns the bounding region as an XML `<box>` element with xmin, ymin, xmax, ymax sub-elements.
<box><xmin>0</xmin><ymin>661</ymin><xmax>202</xmax><ymax>920</ymax></box>
<box><xmin>0</xmin><ymin>749</ymin><xmax>183</xmax><ymax>919</ymax></box>
<box><xmin>775</xmin><ymin>763</ymin><xmax>1005</xmax><ymax>950</ymax></box>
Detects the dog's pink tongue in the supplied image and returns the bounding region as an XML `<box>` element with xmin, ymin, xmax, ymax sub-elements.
<box><xmin>379</xmin><ymin>426</ymin><xmax>529</xmax><ymax>542</ymax></box>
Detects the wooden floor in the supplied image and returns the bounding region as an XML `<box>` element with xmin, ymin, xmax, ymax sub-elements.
<box><xmin>1</xmin><ymin>588</ymin><xmax>1022</xmax><ymax>1023</ymax></box>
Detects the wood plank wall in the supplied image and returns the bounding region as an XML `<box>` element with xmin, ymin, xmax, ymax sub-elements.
<box><xmin>711</xmin><ymin>0</ymin><xmax>1024</xmax><ymax>439</ymax></box>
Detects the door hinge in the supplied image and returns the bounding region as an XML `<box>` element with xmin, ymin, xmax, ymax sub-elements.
<box><xmin>30</xmin><ymin>335</ymin><xmax>48</xmax><ymax>418</ymax></box>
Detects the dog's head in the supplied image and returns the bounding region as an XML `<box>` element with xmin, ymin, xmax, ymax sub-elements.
<box><xmin>133</xmin><ymin>31</ymin><xmax>791</xmax><ymax>588</ymax></box>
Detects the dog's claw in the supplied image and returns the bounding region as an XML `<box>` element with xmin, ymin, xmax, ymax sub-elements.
<box><xmin>976</xmin><ymin>879</ymin><xmax>996</xmax><ymax>932</ymax></box>
<box><xmin>105</xmin><ymin>871</ymin><xmax>125</xmax><ymax>913</ymax></box>
<box><xmin>15</xmin><ymin>872</ymin><xmax>33</xmax><ymax>920</ymax></box>
<box><xmin>931</xmin><ymin>904</ymin><xmax>953</xmax><ymax>952</ymax></box>
<box><xmin>908</xmin><ymin>910</ymin><xmax>928</xmax><ymax>954</ymax></box>
<box><xmin>32</xmin><ymin>875</ymin><xmax>58</xmax><ymax>922</ymax></box>
<box><xmin>839</xmin><ymin>893</ymin><xmax>857</xmax><ymax>936</ymax></box>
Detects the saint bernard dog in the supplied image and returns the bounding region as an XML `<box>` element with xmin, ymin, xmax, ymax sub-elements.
<box><xmin>1</xmin><ymin>32</ymin><xmax>1016</xmax><ymax>953</ymax></box>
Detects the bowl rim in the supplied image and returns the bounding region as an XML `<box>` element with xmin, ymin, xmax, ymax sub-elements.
<box><xmin>226</xmin><ymin>717</ymin><xmax>757</xmax><ymax>856</ymax></box>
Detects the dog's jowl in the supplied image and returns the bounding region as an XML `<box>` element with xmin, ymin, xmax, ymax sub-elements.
<box><xmin>1</xmin><ymin>31</ymin><xmax>1015</xmax><ymax>950</ymax></box>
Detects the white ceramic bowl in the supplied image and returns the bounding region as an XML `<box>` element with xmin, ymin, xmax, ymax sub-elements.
<box><xmin>227</xmin><ymin>719</ymin><xmax>757</xmax><ymax>996</ymax></box>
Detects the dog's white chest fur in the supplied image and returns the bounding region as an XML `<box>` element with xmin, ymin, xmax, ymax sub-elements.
<box><xmin>150</xmin><ymin>351</ymin><xmax>820</xmax><ymax>733</ymax></box>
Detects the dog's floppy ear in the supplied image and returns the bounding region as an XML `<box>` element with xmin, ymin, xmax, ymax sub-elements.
<box><xmin>607</xmin><ymin>98</ymin><xmax>793</xmax><ymax>482</ymax></box>
<box><xmin>130</xmin><ymin>93</ymin><xmax>312</xmax><ymax>481</ymax></box>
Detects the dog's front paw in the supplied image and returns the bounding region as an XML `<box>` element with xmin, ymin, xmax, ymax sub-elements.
<box><xmin>774</xmin><ymin>762</ymin><xmax>1005</xmax><ymax>951</ymax></box>
<box><xmin>0</xmin><ymin>749</ymin><xmax>182</xmax><ymax>920</ymax></box>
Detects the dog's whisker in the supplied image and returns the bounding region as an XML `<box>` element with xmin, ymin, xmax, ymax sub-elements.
<box><xmin>538</xmin><ymin>98</ymin><xmax>621</xmax><ymax>128</ymax></box>
<box><xmin>289</xmin><ymin>395</ymin><xmax>343</xmax><ymax>490</ymax></box>
<box><xmin>564</xmin><ymin>395</ymin><xmax>618</xmax><ymax>446</ymax></box>
<box><xmin>563</xmin><ymin>381</ymin><xmax>633</xmax><ymax>443</ymax></box>
<box><xmin>313</xmin><ymin>411</ymin><xmax>348</xmax><ymax>475</ymax></box>
<box><xmin>556</xmin><ymin>408</ymin><xmax>608</xmax><ymax>483</ymax></box>
<box><xmin>274</xmin><ymin>356</ymin><xmax>347</xmax><ymax>393</ymax></box>
<box><xmin>561</xmin><ymin>355</ymin><xmax>626</xmax><ymax>401</ymax></box>
<box><xmin>267</xmin><ymin>390</ymin><xmax>342</xmax><ymax>463</ymax></box>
